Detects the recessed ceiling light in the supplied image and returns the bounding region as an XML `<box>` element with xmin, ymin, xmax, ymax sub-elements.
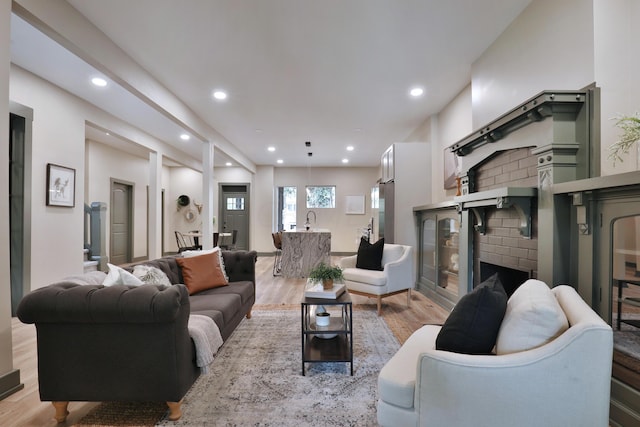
<box><xmin>410</xmin><ymin>87</ymin><xmax>424</xmax><ymax>97</ymax></box>
<box><xmin>91</xmin><ymin>77</ymin><xmax>107</xmax><ymax>87</ymax></box>
<box><xmin>342</xmin><ymin>158</ymin><xmax>349</xmax><ymax>164</ymax></box>
<box><xmin>346</xmin><ymin>145</ymin><xmax>354</xmax><ymax>151</ymax></box>
<box><xmin>267</xmin><ymin>146</ymin><xmax>276</xmax><ymax>152</ymax></box>
<box><xmin>277</xmin><ymin>159</ymin><xmax>283</xmax><ymax>164</ymax></box>
<box><xmin>225</xmin><ymin>162</ymin><xmax>232</xmax><ymax>166</ymax></box>
<box><xmin>213</xmin><ymin>90</ymin><xmax>228</xmax><ymax>100</ymax></box>
<box><xmin>180</xmin><ymin>133</ymin><xmax>190</xmax><ymax>141</ymax></box>
<box><xmin>105</xmin><ymin>132</ymin><xmax>110</xmax><ymax>136</ymax></box>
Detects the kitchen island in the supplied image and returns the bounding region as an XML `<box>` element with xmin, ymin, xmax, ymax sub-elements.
<box><xmin>280</xmin><ymin>229</ymin><xmax>331</xmax><ymax>278</ymax></box>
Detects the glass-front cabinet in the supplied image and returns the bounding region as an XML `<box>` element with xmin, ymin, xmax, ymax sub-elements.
<box><xmin>414</xmin><ymin>202</ymin><xmax>462</xmax><ymax>309</ymax></box>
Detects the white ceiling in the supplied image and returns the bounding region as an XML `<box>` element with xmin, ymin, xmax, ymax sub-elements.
<box><xmin>10</xmin><ymin>0</ymin><xmax>532</xmax><ymax>169</ymax></box>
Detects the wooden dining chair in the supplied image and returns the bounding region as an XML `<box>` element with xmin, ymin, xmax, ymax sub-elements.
<box><xmin>174</xmin><ymin>231</ymin><xmax>199</xmax><ymax>253</ymax></box>
<box><xmin>220</xmin><ymin>230</ymin><xmax>238</xmax><ymax>250</ymax></box>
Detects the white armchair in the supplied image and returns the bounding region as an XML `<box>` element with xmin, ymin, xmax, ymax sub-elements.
<box><xmin>338</xmin><ymin>244</ymin><xmax>413</xmax><ymax>315</ymax></box>
<box><xmin>377</xmin><ymin>285</ymin><xmax>613</xmax><ymax>427</ymax></box>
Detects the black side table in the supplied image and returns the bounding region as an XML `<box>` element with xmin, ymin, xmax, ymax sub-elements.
<box><xmin>300</xmin><ymin>291</ymin><xmax>353</xmax><ymax>375</ymax></box>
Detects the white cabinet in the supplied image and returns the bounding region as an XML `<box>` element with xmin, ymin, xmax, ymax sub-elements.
<box><xmin>381</xmin><ymin>146</ymin><xmax>394</xmax><ymax>183</ymax></box>
<box><xmin>378</xmin><ymin>143</ymin><xmax>430</xmax><ymax>247</ymax></box>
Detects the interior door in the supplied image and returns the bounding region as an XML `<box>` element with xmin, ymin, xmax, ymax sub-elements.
<box><xmin>9</xmin><ymin>113</ymin><xmax>25</xmax><ymax>316</ymax></box>
<box><xmin>220</xmin><ymin>184</ymin><xmax>250</xmax><ymax>250</ymax></box>
<box><xmin>110</xmin><ymin>181</ymin><xmax>132</xmax><ymax>265</ymax></box>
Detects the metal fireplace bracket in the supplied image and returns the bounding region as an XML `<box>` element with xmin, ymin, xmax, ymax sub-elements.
<box><xmin>455</xmin><ymin>187</ymin><xmax>537</xmax><ymax>238</ymax></box>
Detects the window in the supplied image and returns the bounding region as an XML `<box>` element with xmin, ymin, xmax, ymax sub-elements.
<box><xmin>371</xmin><ymin>186</ymin><xmax>379</xmax><ymax>209</ymax></box>
<box><xmin>306</xmin><ymin>186</ymin><xmax>335</xmax><ymax>208</ymax></box>
<box><xmin>278</xmin><ymin>186</ymin><xmax>297</xmax><ymax>231</ymax></box>
<box><xmin>226</xmin><ymin>197</ymin><xmax>245</xmax><ymax>210</ymax></box>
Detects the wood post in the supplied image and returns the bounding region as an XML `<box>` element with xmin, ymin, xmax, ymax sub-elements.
<box><xmin>166</xmin><ymin>400</ymin><xmax>183</xmax><ymax>421</ymax></box>
<box><xmin>52</xmin><ymin>401</ymin><xmax>69</xmax><ymax>423</ymax></box>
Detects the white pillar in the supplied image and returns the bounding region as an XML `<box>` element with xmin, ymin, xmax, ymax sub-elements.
<box><xmin>201</xmin><ymin>141</ymin><xmax>215</xmax><ymax>249</ymax></box>
<box><xmin>148</xmin><ymin>151</ymin><xmax>162</xmax><ymax>259</ymax></box>
<box><xmin>0</xmin><ymin>0</ymin><xmax>24</xmax><ymax>399</ymax></box>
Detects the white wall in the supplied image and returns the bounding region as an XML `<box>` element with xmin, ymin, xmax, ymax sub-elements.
<box><xmin>274</xmin><ymin>167</ymin><xmax>379</xmax><ymax>252</ymax></box>
<box><xmin>168</xmin><ymin>167</ymin><xmax>204</xmax><ymax>253</ymax></box>
<box><xmin>594</xmin><ymin>0</ymin><xmax>640</xmax><ymax>175</ymax></box>
<box><xmin>10</xmin><ymin>65</ymin><xmax>204</xmax><ymax>287</ymax></box>
<box><xmin>434</xmin><ymin>86</ymin><xmax>473</xmax><ymax>203</ymax></box>
<box><xmin>392</xmin><ymin>143</ymin><xmax>431</xmax><ymax>247</ymax></box>
<box><xmin>471</xmin><ymin>0</ymin><xmax>595</xmax><ymax>128</ymax></box>
<box><xmin>10</xmin><ymin>67</ymin><xmax>87</xmax><ymax>290</ymax></box>
<box><xmin>253</xmin><ymin>165</ymin><xmax>276</xmax><ymax>253</ymax></box>
<box><xmin>86</xmin><ymin>140</ymin><xmax>168</xmax><ymax>259</ymax></box>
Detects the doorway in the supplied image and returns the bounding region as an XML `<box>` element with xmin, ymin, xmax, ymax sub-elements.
<box><xmin>9</xmin><ymin>113</ymin><xmax>25</xmax><ymax>316</ymax></box>
<box><xmin>219</xmin><ymin>184</ymin><xmax>250</xmax><ymax>250</ymax></box>
<box><xmin>110</xmin><ymin>180</ymin><xmax>133</xmax><ymax>265</ymax></box>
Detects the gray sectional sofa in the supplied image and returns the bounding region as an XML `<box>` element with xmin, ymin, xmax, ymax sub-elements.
<box><xmin>17</xmin><ymin>250</ymin><xmax>257</xmax><ymax>422</ymax></box>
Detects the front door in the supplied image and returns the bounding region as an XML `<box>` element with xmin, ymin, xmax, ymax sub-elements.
<box><xmin>220</xmin><ymin>184</ymin><xmax>250</xmax><ymax>250</ymax></box>
<box><xmin>110</xmin><ymin>180</ymin><xmax>133</xmax><ymax>265</ymax></box>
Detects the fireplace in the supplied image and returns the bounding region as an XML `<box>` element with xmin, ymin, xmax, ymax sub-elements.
<box><xmin>479</xmin><ymin>261</ymin><xmax>531</xmax><ymax>297</ymax></box>
<box><xmin>415</xmin><ymin>89</ymin><xmax>594</xmax><ymax>308</ymax></box>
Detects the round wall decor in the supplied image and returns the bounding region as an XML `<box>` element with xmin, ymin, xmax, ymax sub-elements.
<box><xmin>177</xmin><ymin>195</ymin><xmax>190</xmax><ymax>207</ymax></box>
<box><xmin>184</xmin><ymin>208</ymin><xmax>197</xmax><ymax>223</ymax></box>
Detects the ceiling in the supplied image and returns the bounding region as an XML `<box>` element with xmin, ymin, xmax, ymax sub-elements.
<box><xmin>10</xmin><ymin>0</ymin><xmax>532</xmax><ymax>169</ymax></box>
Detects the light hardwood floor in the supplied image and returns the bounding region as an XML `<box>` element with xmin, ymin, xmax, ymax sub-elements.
<box><xmin>0</xmin><ymin>255</ymin><xmax>449</xmax><ymax>427</ymax></box>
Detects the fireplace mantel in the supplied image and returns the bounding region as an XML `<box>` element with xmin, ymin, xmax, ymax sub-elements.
<box><xmin>449</xmin><ymin>90</ymin><xmax>586</xmax><ymax>157</ymax></box>
<box><xmin>454</xmin><ymin>187</ymin><xmax>537</xmax><ymax>238</ymax></box>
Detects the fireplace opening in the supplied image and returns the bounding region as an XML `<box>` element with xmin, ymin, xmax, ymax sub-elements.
<box><xmin>479</xmin><ymin>262</ymin><xmax>531</xmax><ymax>297</ymax></box>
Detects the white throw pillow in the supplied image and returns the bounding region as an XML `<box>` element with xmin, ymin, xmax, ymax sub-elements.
<box><xmin>132</xmin><ymin>264</ymin><xmax>172</xmax><ymax>286</ymax></box>
<box><xmin>495</xmin><ymin>279</ymin><xmax>569</xmax><ymax>355</ymax></box>
<box><xmin>103</xmin><ymin>263</ymin><xmax>144</xmax><ymax>286</ymax></box>
<box><xmin>181</xmin><ymin>247</ymin><xmax>229</xmax><ymax>281</ymax></box>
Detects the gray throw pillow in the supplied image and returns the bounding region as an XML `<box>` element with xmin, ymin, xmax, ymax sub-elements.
<box><xmin>132</xmin><ymin>264</ymin><xmax>172</xmax><ymax>286</ymax></box>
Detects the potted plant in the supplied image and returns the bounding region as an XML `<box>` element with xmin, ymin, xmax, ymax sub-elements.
<box><xmin>308</xmin><ymin>262</ymin><xmax>344</xmax><ymax>290</ymax></box>
<box><xmin>609</xmin><ymin>113</ymin><xmax>640</xmax><ymax>165</ymax></box>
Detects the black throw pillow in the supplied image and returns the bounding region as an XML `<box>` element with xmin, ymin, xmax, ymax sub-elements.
<box><xmin>356</xmin><ymin>237</ymin><xmax>385</xmax><ymax>271</ymax></box>
<box><xmin>435</xmin><ymin>273</ymin><xmax>507</xmax><ymax>355</ymax></box>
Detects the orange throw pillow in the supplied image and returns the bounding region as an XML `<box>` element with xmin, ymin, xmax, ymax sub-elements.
<box><xmin>176</xmin><ymin>251</ymin><xmax>229</xmax><ymax>295</ymax></box>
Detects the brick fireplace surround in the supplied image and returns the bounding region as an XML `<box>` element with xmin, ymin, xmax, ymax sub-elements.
<box><xmin>471</xmin><ymin>148</ymin><xmax>538</xmax><ymax>291</ymax></box>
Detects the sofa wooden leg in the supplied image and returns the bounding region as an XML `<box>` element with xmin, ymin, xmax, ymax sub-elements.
<box><xmin>246</xmin><ymin>309</ymin><xmax>252</xmax><ymax>319</ymax></box>
<box><xmin>377</xmin><ymin>296</ymin><xmax>382</xmax><ymax>316</ymax></box>
<box><xmin>407</xmin><ymin>288</ymin><xmax>412</xmax><ymax>307</ymax></box>
<box><xmin>166</xmin><ymin>400</ymin><xmax>183</xmax><ymax>421</ymax></box>
<box><xmin>52</xmin><ymin>401</ymin><xmax>69</xmax><ymax>423</ymax></box>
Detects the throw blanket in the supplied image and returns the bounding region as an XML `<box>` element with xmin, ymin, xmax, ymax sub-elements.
<box><xmin>188</xmin><ymin>314</ymin><xmax>223</xmax><ymax>373</ymax></box>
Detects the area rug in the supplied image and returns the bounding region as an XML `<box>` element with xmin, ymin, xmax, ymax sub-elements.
<box><xmin>74</xmin><ymin>401</ymin><xmax>168</xmax><ymax>426</ymax></box>
<box><xmin>155</xmin><ymin>309</ymin><xmax>400</xmax><ymax>426</ymax></box>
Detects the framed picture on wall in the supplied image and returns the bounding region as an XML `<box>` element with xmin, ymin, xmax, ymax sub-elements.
<box><xmin>46</xmin><ymin>163</ymin><xmax>75</xmax><ymax>207</ymax></box>
<box><xmin>345</xmin><ymin>195</ymin><xmax>365</xmax><ymax>214</ymax></box>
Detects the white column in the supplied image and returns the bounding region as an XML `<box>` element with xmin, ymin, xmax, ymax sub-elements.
<box><xmin>0</xmin><ymin>0</ymin><xmax>23</xmax><ymax>399</ymax></box>
<box><xmin>201</xmin><ymin>141</ymin><xmax>215</xmax><ymax>249</ymax></box>
<box><xmin>148</xmin><ymin>151</ymin><xmax>162</xmax><ymax>259</ymax></box>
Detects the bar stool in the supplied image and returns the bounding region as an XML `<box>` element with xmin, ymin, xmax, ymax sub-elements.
<box><xmin>272</xmin><ymin>231</ymin><xmax>282</xmax><ymax>276</ymax></box>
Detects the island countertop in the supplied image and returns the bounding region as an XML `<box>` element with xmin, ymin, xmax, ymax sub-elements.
<box><xmin>280</xmin><ymin>230</ymin><xmax>331</xmax><ymax>278</ymax></box>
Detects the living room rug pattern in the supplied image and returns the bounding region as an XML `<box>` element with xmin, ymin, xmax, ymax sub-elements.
<box><xmin>155</xmin><ymin>309</ymin><xmax>400</xmax><ymax>426</ymax></box>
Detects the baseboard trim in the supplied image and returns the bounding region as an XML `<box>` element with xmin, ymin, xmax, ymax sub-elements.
<box><xmin>0</xmin><ymin>369</ymin><xmax>23</xmax><ymax>401</ymax></box>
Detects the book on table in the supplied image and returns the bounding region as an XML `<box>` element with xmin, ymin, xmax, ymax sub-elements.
<box><xmin>304</xmin><ymin>280</ymin><xmax>346</xmax><ymax>299</ymax></box>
